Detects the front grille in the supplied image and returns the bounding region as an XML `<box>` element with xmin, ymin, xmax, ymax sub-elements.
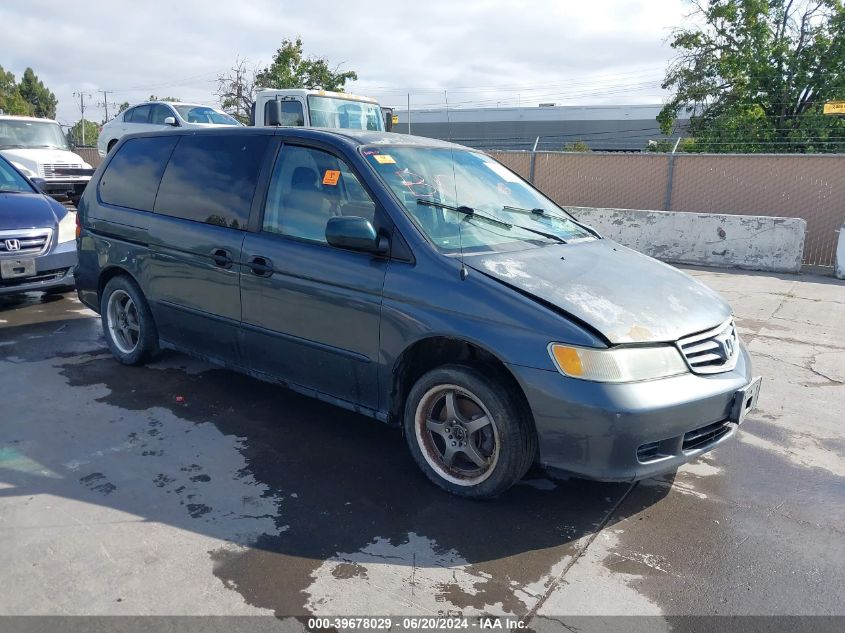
<box><xmin>41</xmin><ymin>163</ymin><xmax>75</xmax><ymax>179</ymax></box>
<box><xmin>677</xmin><ymin>319</ymin><xmax>739</xmax><ymax>374</ymax></box>
<box><xmin>683</xmin><ymin>419</ymin><xmax>732</xmax><ymax>452</ymax></box>
<box><xmin>0</xmin><ymin>229</ymin><xmax>52</xmax><ymax>256</ymax></box>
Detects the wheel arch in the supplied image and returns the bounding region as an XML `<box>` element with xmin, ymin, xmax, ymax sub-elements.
<box><xmin>389</xmin><ymin>336</ymin><xmax>536</xmax><ymax>436</ymax></box>
<box><xmin>97</xmin><ymin>266</ymin><xmax>141</xmax><ymax>307</ymax></box>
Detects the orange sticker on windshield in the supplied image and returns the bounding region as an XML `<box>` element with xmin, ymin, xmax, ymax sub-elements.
<box><xmin>322</xmin><ymin>170</ymin><xmax>341</xmax><ymax>186</ymax></box>
<box><xmin>373</xmin><ymin>154</ymin><xmax>396</xmax><ymax>164</ymax></box>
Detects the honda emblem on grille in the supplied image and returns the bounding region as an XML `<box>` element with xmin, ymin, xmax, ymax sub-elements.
<box><xmin>4</xmin><ymin>239</ymin><xmax>21</xmax><ymax>251</ymax></box>
<box><xmin>717</xmin><ymin>334</ymin><xmax>735</xmax><ymax>360</ymax></box>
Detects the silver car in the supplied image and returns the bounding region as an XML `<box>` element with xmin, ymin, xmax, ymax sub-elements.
<box><xmin>97</xmin><ymin>101</ymin><xmax>241</xmax><ymax>157</ymax></box>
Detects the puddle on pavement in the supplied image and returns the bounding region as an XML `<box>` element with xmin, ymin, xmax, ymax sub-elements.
<box><xmin>56</xmin><ymin>353</ymin><xmax>651</xmax><ymax>616</ymax></box>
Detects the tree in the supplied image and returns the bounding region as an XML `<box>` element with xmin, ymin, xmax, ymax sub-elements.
<box><xmin>69</xmin><ymin>119</ymin><xmax>99</xmax><ymax>147</ymax></box>
<box><xmin>148</xmin><ymin>95</ymin><xmax>180</xmax><ymax>102</ymax></box>
<box><xmin>0</xmin><ymin>65</ymin><xmax>30</xmax><ymax>115</ymax></box>
<box><xmin>215</xmin><ymin>57</ymin><xmax>257</xmax><ymax>124</ymax></box>
<box><xmin>256</xmin><ymin>37</ymin><xmax>357</xmax><ymax>91</ymax></box>
<box><xmin>117</xmin><ymin>102</ymin><xmax>130</xmax><ymax>114</ymax></box>
<box><xmin>215</xmin><ymin>38</ymin><xmax>358</xmax><ymax>123</ymax></box>
<box><xmin>658</xmin><ymin>0</ymin><xmax>845</xmax><ymax>153</ymax></box>
<box><xmin>18</xmin><ymin>68</ymin><xmax>57</xmax><ymax>119</ymax></box>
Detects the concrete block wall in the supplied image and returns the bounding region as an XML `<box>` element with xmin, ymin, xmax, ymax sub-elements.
<box><xmin>567</xmin><ymin>206</ymin><xmax>806</xmax><ymax>273</ymax></box>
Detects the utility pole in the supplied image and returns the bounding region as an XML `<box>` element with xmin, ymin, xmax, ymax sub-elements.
<box><xmin>98</xmin><ymin>89</ymin><xmax>113</xmax><ymax>122</ymax></box>
<box><xmin>73</xmin><ymin>91</ymin><xmax>92</xmax><ymax>145</ymax></box>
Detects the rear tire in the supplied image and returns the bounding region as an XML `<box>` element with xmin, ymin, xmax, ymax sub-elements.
<box><xmin>100</xmin><ymin>276</ymin><xmax>159</xmax><ymax>365</ymax></box>
<box><xmin>403</xmin><ymin>364</ymin><xmax>535</xmax><ymax>499</ymax></box>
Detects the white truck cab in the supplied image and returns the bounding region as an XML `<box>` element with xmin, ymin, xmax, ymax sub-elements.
<box><xmin>252</xmin><ymin>88</ymin><xmax>392</xmax><ymax>132</ymax></box>
<box><xmin>0</xmin><ymin>115</ymin><xmax>93</xmax><ymax>206</ymax></box>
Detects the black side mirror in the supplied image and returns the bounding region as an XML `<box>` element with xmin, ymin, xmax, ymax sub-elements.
<box><xmin>325</xmin><ymin>216</ymin><xmax>388</xmax><ymax>254</ymax></box>
<box><xmin>30</xmin><ymin>177</ymin><xmax>47</xmax><ymax>192</ymax></box>
<box><xmin>382</xmin><ymin>108</ymin><xmax>394</xmax><ymax>132</ymax></box>
<box><xmin>265</xmin><ymin>100</ymin><xmax>282</xmax><ymax>126</ymax></box>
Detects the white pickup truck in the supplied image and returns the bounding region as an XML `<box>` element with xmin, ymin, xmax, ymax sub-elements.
<box><xmin>252</xmin><ymin>88</ymin><xmax>394</xmax><ymax>131</ymax></box>
<box><xmin>0</xmin><ymin>115</ymin><xmax>93</xmax><ymax>206</ymax></box>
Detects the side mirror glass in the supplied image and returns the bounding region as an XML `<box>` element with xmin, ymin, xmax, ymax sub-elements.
<box><xmin>265</xmin><ymin>100</ymin><xmax>282</xmax><ymax>126</ymax></box>
<box><xmin>163</xmin><ymin>116</ymin><xmax>177</xmax><ymax>126</ymax></box>
<box><xmin>325</xmin><ymin>216</ymin><xmax>388</xmax><ymax>254</ymax></box>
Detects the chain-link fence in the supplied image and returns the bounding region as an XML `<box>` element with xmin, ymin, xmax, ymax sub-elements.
<box><xmin>490</xmin><ymin>150</ymin><xmax>845</xmax><ymax>268</ymax></box>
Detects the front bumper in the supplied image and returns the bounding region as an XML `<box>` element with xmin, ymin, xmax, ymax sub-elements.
<box><xmin>0</xmin><ymin>240</ymin><xmax>77</xmax><ymax>295</ymax></box>
<box><xmin>509</xmin><ymin>343</ymin><xmax>757</xmax><ymax>481</ymax></box>
<box><xmin>43</xmin><ymin>179</ymin><xmax>90</xmax><ymax>204</ymax></box>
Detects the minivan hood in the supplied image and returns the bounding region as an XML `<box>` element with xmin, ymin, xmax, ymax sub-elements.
<box><xmin>468</xmin><ymin>239</ymin><xmax>731</xmax><ymax>344</ymax></box>
<box><xmin>0</xmin><ymin>192</ymin><xmax>59</xmax><ymax>229</ymax></box>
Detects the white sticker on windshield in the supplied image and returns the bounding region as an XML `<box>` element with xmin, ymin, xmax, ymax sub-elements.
<box><xmin>482</xmin><ymin>160</ymin><xmax>521</xmax><ymax>183</ymax></box>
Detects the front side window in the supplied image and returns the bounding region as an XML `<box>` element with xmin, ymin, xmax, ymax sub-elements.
<box><xmin>99</xmin><ymin>136</ymin><xmax>178</xmax><ymax>211</ymax></box>
<box><xmin>150</xmin><ymin>104</ymin><xmax>174</xmax><ymax>125</ymax></box>
<box><xmin>307</xmin><ymin>96</ymin><xmax>384</xmax><ymax>131</ymax></box>
<box><xmin>363</xmin><ymin>146</ymin><xmax>593</xmax><ymax>254</ymax></box>
<box><xmin>0</xmin><ymin>119</ymin><xmax>70</xmax><ymax>151</ymax></box>
<box><xmin>0</xmin><ymin>158</ymin><xmax>33</xmax><ymax>193</ymax></box>
<box><xmin>154</xmin><ymin>134</ymin><xmax>269</xmax><ymax>228</ymax></box>
<box><xmin>263</xmin><ymin>145</ymin><xmax>376</xmax><ymax>243</ymax></box>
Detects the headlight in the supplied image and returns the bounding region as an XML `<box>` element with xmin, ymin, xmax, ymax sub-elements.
<box><xmin>57</xmin><ymin>212</ymin><xmax>77</xmax><ymax>243</ymax></box>
<box><xmin>549</xmin><ymin>343</ymin><xmax>688</xmax><ymax>383</ymax></box>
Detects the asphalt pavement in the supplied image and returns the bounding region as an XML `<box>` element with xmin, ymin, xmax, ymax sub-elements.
<box><xmin>0</xmin><ymin>266</ymin><xmax>843</xmax><ymax>629</ymax></box>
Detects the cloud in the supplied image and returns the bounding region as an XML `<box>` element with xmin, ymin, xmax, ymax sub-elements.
<box><xmin>0</xmin><ymin>0</ymin><xmax>686</xmax><ymax>126</ymax></box>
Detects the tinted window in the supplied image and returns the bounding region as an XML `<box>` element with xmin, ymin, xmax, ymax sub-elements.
<box><xmin>127</xmin><ymin>105</ymin><xmax>151</xmax><ymax>123</ymax></box>
<box><xmin>154</xmin><ymin>134</ymin><xmax>269</xmax><ymax>229</ymax></box>
<box><xmin>150</xmin><ymin>104</ymin><xmax>174</xmax><ymax>125</ymax></box>
<box><xmin>99</xmin><ymin>136</ymin><xmax>177</xmax><ymax>211</ymax></box>
<box><xmin>263</xmin><ymin>145</ymin><xmax>375</xmax><ymax>243</ymax></box>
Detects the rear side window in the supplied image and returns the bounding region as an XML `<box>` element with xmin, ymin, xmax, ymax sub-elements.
<box><xmin>154</xmin><ymin>134</ymin><xmax>270</xmax><ymax>229</ymax></box>
<box><xmin>126</xmin><ymin>105</ymin><xmax>151</xmax><ymax>123</ymax></box>
<box><xmin>98</xmin><ymin>136</ymin><xmax>178</xmax><ymax>211</ymax></box>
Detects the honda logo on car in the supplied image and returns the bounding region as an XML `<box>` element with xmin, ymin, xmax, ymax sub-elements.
<box><xmin>4</xmin><ymin>239</ymin><xmax>21</xmax><ymax>251</ymax></box>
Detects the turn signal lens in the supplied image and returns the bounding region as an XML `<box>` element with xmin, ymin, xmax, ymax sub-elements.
<box><xmin>548</xmin><ymin>343</ymin><xmax>688</xmax><ymax>383</ymax></box>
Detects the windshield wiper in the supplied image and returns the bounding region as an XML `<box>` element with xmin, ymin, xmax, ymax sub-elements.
<box><xmin>415</xmin><ymin>199</ymin><xmax>512</xmax><ymax>228</ymax></box>
<box><xmin>0</xmin><ymin>144</ymin><xmax>25</xmax><ymax>149</ymax></box>
<box><xmin>503</xmin><ymin>204</ymin><xmax>600</xmax><ymax>239</ymax></box>
<box><xmin>416</xmin><ymin>198</ymin><xmax>566</xmax><ymax>244</ymax></box>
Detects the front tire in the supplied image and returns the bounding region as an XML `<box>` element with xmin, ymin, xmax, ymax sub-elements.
<box><xmin>404</xmin><ymin>365</ymin><xmax>535</xmax><ymax>499</ymax></box>
<box><xmin>100</xmin><ymin>276</ymin><xmax>159</xmax><ymax>365</ymax></box>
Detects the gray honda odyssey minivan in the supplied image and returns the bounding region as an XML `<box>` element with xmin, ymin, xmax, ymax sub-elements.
<box><xmin>75</xmin><ymin>127</ymin><xmax>761</xmax><ymax>498</ymax></box>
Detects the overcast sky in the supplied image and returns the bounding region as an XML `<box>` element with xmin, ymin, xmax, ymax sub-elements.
<box><xmin>0</xmin><ymin>0</ymin><xmax>690</xmax><ymax>127</ymax></box>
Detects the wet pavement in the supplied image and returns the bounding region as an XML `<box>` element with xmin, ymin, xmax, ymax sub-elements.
<box><xmin>0</xmin><ymin>266</ymin><xmax>843</xmax><ymax>624</ymax></box>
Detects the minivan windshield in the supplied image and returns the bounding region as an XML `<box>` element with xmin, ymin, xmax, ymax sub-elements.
<box><xmin>0</xmin><ymin>157</ymin><xmax>34</xmax><ymax>193</ymax></box>
<box><xmin>308</xmin><ymin>96</ymin><xmax>384</xmax><ymax>131</ymax></box>
<box><xmin>363</xmin><ymin>146</ymin><xmax>593</xmax><ymax>253</ymax></box>
<box><xmin>0</xmin><ymin>119</ymin><xmax>70</xmax><ymax>151</ymax></box>
<box><xmin>174</xmin><ymin>105</ymin><xmax>241</xmax><ymax>125</ymax></box>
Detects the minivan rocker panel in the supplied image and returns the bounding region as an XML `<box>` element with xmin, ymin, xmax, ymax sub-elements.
<box><xmin>75</xmin><ymin>127</ymin><xmax>760</xmax><ymax>498</ymax></box>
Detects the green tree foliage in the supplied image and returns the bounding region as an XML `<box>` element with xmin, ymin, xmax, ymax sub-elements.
<box><xmin>0</xmin><ymin>65</ymin><xmax>31</xmax><ymax>115</ymax></box>
<box><xmin>216</xmin><ymin>39</ymin><xmax>358</xmax><ymax>124</ymax></box>
<box><xmin>69</xmin><ymin>119</ymin><xmax>99</xmax><ymax>147</ymax></box>
<box><xmin>256</xmin><ymin>37</ymin><xmax>358</xmax><ymax>91</ymax></box>
<box><xmin>17</xmin><ymin>68</ymin><xmax>57</xmax><ymax>119</ymax></box>
<box><xmin>563</xmin><ymin>140</ymin><xmax>592</xmax><ymax>152</ymax></box>
<box><xmin>148</xmin><ymin>95</ymin><xmax>180</xmax><ymax>102</ymax></box>
<box><xmin>659</xmin><ymin>0</ymin><xmax>845</xmax><ymax>153</ymax></box>
<box><xmin>117</xmin><ymin>102</ymin><xmax>130</xmax><ymax>114</ymax></box>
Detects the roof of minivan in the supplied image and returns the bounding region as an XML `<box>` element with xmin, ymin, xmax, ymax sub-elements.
<box><xmin>120</xmin><ymin>126</ymin><xmax>472</xmax><ymax>151</ymax></box>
